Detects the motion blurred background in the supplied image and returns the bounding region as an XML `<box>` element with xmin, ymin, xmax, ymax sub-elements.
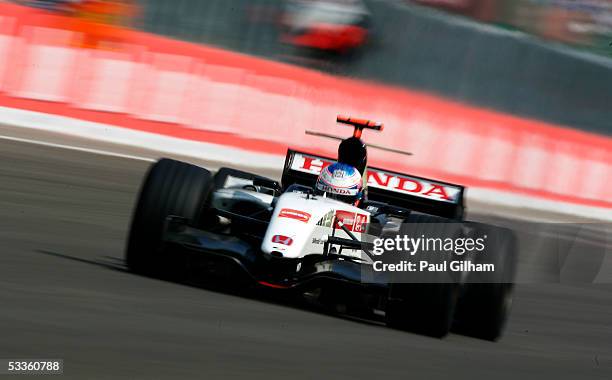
<box><xmin>10</xmin><ymin>0</ymin><xmax>612</xmax><ymax>132</ymax></box>
<box><xmin>1</xmin><ymin>0</ymin><xmax>611</xmax><ymax>211</ymax></box>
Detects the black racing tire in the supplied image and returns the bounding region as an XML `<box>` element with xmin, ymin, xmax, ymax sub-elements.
<box><xmin>125</xmin><ymin>158</ymin><xmax>213</xmax><ymax>278</ymax></box>
<box><xmin>453</xmin><ymin>223</ymin><xmax>518</xmax><ymax>341</ymax></box>
<box><xmin>385</xmin><ymin>214</ymin><xmax>463</xmax><ymax>338</ymax></box>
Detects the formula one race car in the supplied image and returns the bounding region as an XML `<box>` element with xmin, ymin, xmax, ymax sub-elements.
<box><xmin>125</xmin><ymin>116</ymin><xmax>517</xmax><ymax>340</ymax></box>
<box><xmin>280</xmin><ymin>0</ymin><xmax>371</xmax><ymax>54</ymax></box>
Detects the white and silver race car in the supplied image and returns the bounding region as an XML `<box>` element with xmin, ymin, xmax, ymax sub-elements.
<box><xmin>125</xmin><ymin>116</ymin><xmax>517</xmax><ymax>340</ymax></box>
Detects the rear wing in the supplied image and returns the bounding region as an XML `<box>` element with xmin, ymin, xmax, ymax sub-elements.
<box><xmin>282</xmin><ymin>150</ymin><xmax>465</xmax><ymax>220</ymax></box>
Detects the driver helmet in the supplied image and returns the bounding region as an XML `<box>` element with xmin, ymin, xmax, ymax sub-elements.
<box><xmin>315</xmin><ymin>162</ymin><xmax>363</xmax><ymax>205</ymax></box>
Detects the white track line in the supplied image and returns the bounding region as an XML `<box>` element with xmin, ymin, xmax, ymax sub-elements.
<box><xmin>0</xmin><ymin>106</ymin><xmax>284</xmax><ymax>170</ymax></box>
<box><xmin>0</xmin><ymin>106</ymin><xmax>610</xmax><ymax>221</ymax></box>
<box><xmin>0</xmin><ymin>134</ymin><xmax>155</xmax><ymax>162</ymax></box>
<box><xmin>466</xmin><ymin>188</ymin><xmax>612</xmax><ymax>222</ymax></box>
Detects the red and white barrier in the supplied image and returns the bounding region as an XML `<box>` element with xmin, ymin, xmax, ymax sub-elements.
<box><xmin>0</xmin><ymin>2</ymin><xmax>610</xmax><ymax>211</ymax></box>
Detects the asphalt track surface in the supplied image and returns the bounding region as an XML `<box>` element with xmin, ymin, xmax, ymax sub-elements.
<box><xmin>1</xmin><ymin>132</ymin><xmax>611</xmax><ymax>379</ymax></box>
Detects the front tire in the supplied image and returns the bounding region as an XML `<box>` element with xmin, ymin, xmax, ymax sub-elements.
<box><xmin>385</xmin><ymin>214</ymin><xmax>463</xmax><ymax>338</ymax></box>
<box><xmin>126</xmin><ymin>158</ymin><xmax>213</xmax><ymax>278</ymax></box>
<box><xmin>453</xmin><ymin>223</ymin><xmax>518</xmax><ymax>341</ymax></box>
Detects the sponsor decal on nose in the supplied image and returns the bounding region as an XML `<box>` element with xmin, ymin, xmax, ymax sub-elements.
<box><xmin>354</xmin><ymin>213</ymin><xmax>368</xmax><ymax>233</ymax></box>
<box><xmin>279</xmin><ymin>208</ymin><xmax>311</xmax><ymax>223</ymax></box>
<box><xmin>334</xmin><ymin>210</ymin><xmax>356</xmax><ymax>231</ymax></box>
<box><xmin>272</xmin><ymin>235</ymin><xmax>293</xmax><ymax>246</ymax></box>
<box><xmin>333</xmin><ymin>210</ymin><xmax>369</xmax><ymax>232</ymax></box>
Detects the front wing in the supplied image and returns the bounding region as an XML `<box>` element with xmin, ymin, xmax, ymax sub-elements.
<box><xmin>162</xmin><ymin>216</ymin><xmax>389</xmax><ymax>292</ymax></box>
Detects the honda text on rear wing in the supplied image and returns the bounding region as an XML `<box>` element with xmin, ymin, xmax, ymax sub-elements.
<box><xmin>281</xmin><ymin>150</ymin><xmax>465</xmax><ymax>220</ymax></box>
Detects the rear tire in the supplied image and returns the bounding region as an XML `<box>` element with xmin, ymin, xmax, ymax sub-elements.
<box><xmin>453</xmin><ymin>223</ymin><xmax>518</xmax><ymax>341</ymax></box>
<box><xmin>385</xmin><ymin>214</ymin><xmax>462</xmax><ymax>338</ymax></box>
<box><xmin>125</xmin><ymin>159</ymin><xmax>213</xmax><ymax>278</ymax></box>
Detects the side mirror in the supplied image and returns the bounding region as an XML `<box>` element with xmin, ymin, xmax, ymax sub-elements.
<box><xmin>253</xmin><ymin>177</ymin><xmax>282</xmax><ymax>195</ymax></box>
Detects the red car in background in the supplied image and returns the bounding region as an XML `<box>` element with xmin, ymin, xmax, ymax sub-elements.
<box><xmin>281</xmin><ymin>0</ymin><xmax>371</xmax><ymax>54</ymax></box>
